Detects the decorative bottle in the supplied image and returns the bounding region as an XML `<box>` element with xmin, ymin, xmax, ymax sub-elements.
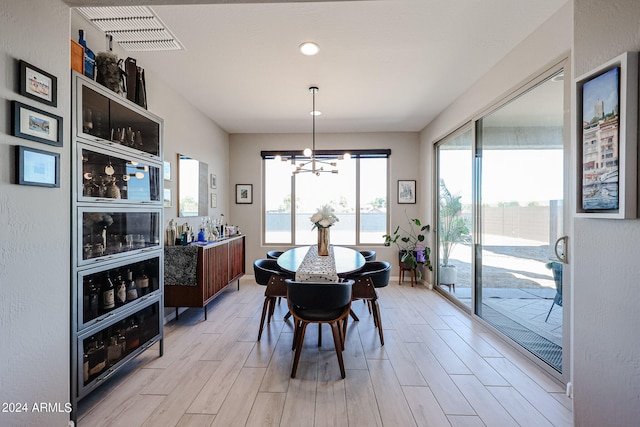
<box><xmin>78</xmin><ymin>30</ymin><xmax>95</xmax><ymax>79</ymax></box>
<box><xmin>126</xmin><ymin>269</ymin><xmax>138</xmax><ymax>302</ymax></box>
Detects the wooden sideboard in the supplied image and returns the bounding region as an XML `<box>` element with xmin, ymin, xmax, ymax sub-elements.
<box><xmin>164</xmin><ymin>235</ymin><xmax>245</xmax><ymax>319</ymax></box>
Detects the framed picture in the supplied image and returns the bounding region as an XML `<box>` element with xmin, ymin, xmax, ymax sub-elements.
<box><xmin>15</xmin><ymin>145</ymin><xmax>60</xmax><ymax>188</ymax></box>
<box><xmin>163</xmin><ymin>161</ymin><xmax>171</xmax><ymax>181</ymax></box>
<box><xmin>210</xmin><ymin>193</ymin><xmax>217</xmax><ymax>208</ymax></box>
<box><xmin>236</xmin><ymin>184</ymin><xmax>253</xmax><ymax>204</ymax></box>
<box><xmin>163</xmin><ymin>188</ymin><xmax>172</xmax><ymax>207</ymax></box>
<box><xmin>19</xmin><ymin>60</ymin><xmax>57</xmax><ymax>107</ymax></box>
<box><xmin>576</xmin><ymin>51</ymin><xmax>638</xmax><ymax>219</ymax></box>
<box><xmin>210</xmin><ymin>173</ymin><xmax>217</xmax><ymax>189</ymax></box>
<box><xmin>12</xmin><ymin>101</ymin><xmax>63</xmax><ymax>147</ymax></box>
<box><xmin>398</xmin><ymin>180</ymin><xmax>416</xmax><ymax>204</ymax></box>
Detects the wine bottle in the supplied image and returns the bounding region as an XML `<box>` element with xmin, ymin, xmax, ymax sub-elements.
<box><xmin>135</xmin><ymin>269</ymin><xmax>150</xmax><ymax>296</ymax></box>
<box><xmin>102</xmin><ymin>273</ymin><xmax>115</xmax><ymax>312</ymax></box>
<box><xmin>116</xmin><ymin>273</ymin><xmax>127</xmax><ymax>306</ymax></box>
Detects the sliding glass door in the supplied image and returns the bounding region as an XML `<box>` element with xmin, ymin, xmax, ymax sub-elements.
<box><xmin>476</xmin><ymin>68</ymin><xmax>565</xmax><ymax>372</ymax></box>
<box><xmin>436</xmin><ymin>64</ymin><xmax>567</xmax><ymax>375</ymax></box>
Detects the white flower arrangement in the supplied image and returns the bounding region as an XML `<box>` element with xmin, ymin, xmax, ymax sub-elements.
<box><xmin>310</xmin><ymin>204</ymin><xmax>339</xmax><ymax>229</ymax></box>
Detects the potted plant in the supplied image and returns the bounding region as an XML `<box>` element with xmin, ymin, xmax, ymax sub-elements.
<box><xmin>438</xmin><ymin>180</ymin><xmax>469</xmax><ymax>286</ymax></box>
<box><xmin>383</xmin><ymin>213</ymin><xmax>433</xmax><ymax>279</ymax></box>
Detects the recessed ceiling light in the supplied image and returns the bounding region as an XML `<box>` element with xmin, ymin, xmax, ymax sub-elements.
<box><xmin>310</xmin><ymin>110</ymin><xmax>322</xmax><ymax>116</ymax></box>
<box><xmin>299</xmin><ymin>42</ymin><xmax>319</xmax><ymax>56</ymax></box>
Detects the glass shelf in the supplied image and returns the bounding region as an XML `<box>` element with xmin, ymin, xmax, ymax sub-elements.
<box><xmin>76</xmin><ymin>74</ymin><xmax>161</xmax><ymax>159</ymax></box>
<box><xmin>78</xmin><ymin>144</ymin><xmax>161</xmax><ymax>204</ymax></box>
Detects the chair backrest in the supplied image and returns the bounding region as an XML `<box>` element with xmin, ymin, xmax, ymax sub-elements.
<box><xmin>349</xmin><ymin>261</ymin><xmax>391</xmax><ymax>288</ymax></box>
<box><xmin>359</xmin><ymin>250</ymin><xmax>377</xmax><ymax>261</ymax></box>
<box><xmin>266</xmin><ymin>250</ymin><xmax>284</xmax><ymax>259</ymax></box>
<box><xmin>545</xmin><ymin>261</ymin><xmax>563</xmax><ymax>293</ymax></box>
<box><xmin>285</xmin><ymin>279</ymin><xmax>354</xmax><ymax>310</ymax></box>
<box><xmin>253</xmin><ymin>258</ymin><xmax>287</xmax><ymax>285</ymax></box>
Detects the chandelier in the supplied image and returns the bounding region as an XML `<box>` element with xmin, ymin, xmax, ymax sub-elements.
<box><xmin>292</xmin><ymin>86</ymin><xmax>350</xmax><ymax>175</ymax></box>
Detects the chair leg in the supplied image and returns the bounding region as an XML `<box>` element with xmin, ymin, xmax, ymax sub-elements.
<box><xmin>410</xmin><ymin>269</ymin><xmax>415</xmax><ymax>287</ymax></box>
<box><xmin>349</xmin><ymin>309</ymin><xmax>359</xmax><ymax>322</ymax></box>
<box><xmin>330</xmin><ymin>322</ymin><xmax>346</xmax><ymax>379</ymax></box>
<box><xmin>372</xmin><ymin>300</ymin><xmax>384</xmax><ymax>346</ymax></box>
<box><xmin>257</xmin><ymin>297</ymin><xmax>270</xmax><ymax>341</ymax></box>
<box><xmin>291</xmin><ymin>322</ymin><xmax>309</xmax><ymax>378</ymax></box>
<box><xmin>545</xmin><ymin>302</ymin><xmax>555</xmax><ymax>322</ymax></box>
<box><xmin>317</xmin><ymin>323</ymin><xmax>322</xmax><ymax>347</ymax></box>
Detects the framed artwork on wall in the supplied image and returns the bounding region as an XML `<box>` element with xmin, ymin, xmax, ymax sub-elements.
<box><xmin>19</xmin><ymin>60</ymin><xmax>57</xmax><ymax>107</ymax></box>
<box><xmin>236</xmin><ymin>184</ymin><xmax>253</xmax><ymax>204</ymax></box>
<box><xmin>575</xmin><ymin>51</ymin><xmax>638</xmax><ymax>219</ymax></box>
<box><xmin>210</xmin><ymin>173</ymin><xmax>217</xmax><ymax>189</ymax></box>
<box><xmin>211</xmin><ymin>193</ymin><xmax>217</xmax><ymax>208</ymax></box>
<box><xmin>12</xmin><ymin>101</ymin><xmax>63</xmax><ymax>147</ymax></box>
<box><xmin>15</xmin><ymin>145</ymin><xmax>60</xmax><ymax>188</ymax></box>
<box><xmin>398</xmin><ymin>180</ymin><xmax>416</xmax><ymax>204</ymax></box>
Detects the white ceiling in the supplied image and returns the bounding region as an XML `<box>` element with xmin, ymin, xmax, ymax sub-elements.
<box><xmin>68</xmin><ymin>0</ymin><xmax>568</xmax><ymax>134</ymax></box>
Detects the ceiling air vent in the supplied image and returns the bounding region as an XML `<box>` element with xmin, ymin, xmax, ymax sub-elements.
<box><xmin>76</xmin><ymin>6</ymin><xmax>183</xmax><ymax>52</ymax></box>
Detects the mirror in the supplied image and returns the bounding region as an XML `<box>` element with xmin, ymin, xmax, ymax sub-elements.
<box><xmin>178</xmin><ymin>153</ymin><xmax>208</xmax><ymax>217</ymax></box>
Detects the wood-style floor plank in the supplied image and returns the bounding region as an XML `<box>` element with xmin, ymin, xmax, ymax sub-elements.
<box><xmin>77</xmin><ymin>277</ymin><xmax>572</xmax><ymax>427</ymax></box>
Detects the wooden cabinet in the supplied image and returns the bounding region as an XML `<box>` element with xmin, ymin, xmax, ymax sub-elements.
<box><xmin>164</xmin><ymin>235</ymin><xmax>245</xmax><ymax>320</ymax></box>
<box><xmin>70</xmin><ymin>72</ymin><xmax>164</xmax><ymax>418</ymax></box>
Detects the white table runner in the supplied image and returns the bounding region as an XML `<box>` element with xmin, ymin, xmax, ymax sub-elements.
<box><xmin>294</xmin><ymin>245</ymin><xmax>339</xmax><ymax>282</ymax></box>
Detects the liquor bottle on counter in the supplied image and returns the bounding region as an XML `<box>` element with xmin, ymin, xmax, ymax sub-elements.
<box><xmin>126</xmin><ymin>269</ymin><xmax>138</xmax><ymax>302</ymax></box>
<box><xmin>102</xmin><ymin>273</ymin><xmax>115</xmax><ymax>313</ymax></box>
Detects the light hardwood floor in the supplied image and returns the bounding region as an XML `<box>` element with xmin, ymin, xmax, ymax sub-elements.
<box><xmin>78</xmin><ymin>277</ymin><xmax>573</xmax><ymax>427</ymax></box>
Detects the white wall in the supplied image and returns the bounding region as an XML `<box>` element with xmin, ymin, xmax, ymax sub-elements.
<box><xmin>572</xmin><ymin>1</ymin><xmax>640</xmax><ymax>425</ymax></box>
<box><xmin>229</xmin><ymin>132</ymin><xmax>427</xmax><ymax>279</ymax></box>
<box><xmin>0</xmin><ymin>1</ymin><xmax>71</xmax><ymax>425</ymax></box>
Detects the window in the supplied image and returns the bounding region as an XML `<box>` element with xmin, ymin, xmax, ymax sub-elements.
<box><xmin>262</xmin><ymin>150</ymin><xmax>389</xmax><ymax>245</ymax></box>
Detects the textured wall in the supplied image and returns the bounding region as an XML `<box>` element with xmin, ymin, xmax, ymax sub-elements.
<box><xmin>572</xmin><ymin>1</ymin><xmax>640</xmax><ymax>425</ymax></box>
<box><xmin>0</xmin><ymin>1</ymin><xmax>71</xmax><ymax>426</ymax></box>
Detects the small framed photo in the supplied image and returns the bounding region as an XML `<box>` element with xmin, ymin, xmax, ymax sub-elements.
<box><xmin>210</xmin><ymin>173</ymin><xmax>217</xmax><ymax>189</ymax></box>
<box><xmin>15</xmin><ymin>145</ymin><xmax>60</xmax><ymax>188</ymax></box>
<box><xmin>163</xmin><ymin>188</ymin><xmax>172</xmax><ymax>207</ymax></box>
<box><xmin>236</xmin><ymin>184</ymin><xmax>253</xmax><ymax>204</ymax></box>
<box><xmin>398</xmin><ymin>180</ymin><xmax>416</xmax><ymax>204</ymax></box>
<box><xmin>210</xmin><ymin>193</ymin><xmax>217</xmax><ymax>208</ymax></box>
<box><xmin>19</xmin><ymin>60</ymin><xmax>57</xmax><ymax>107</ymax></box>
<box><xmin>12</xmin><ymin>101</ymin><xmax>63</xmax><ymax>147</ymax></box>
<box><xmin>163</xmin><ymin>161</ymin><xmax>171</xmax><ymax>181</ymax></box>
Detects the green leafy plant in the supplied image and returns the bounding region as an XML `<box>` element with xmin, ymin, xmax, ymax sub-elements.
<box><xmin>439</xmin><ymin>180</ymin><xmax>470</xmax><ymax>267</ymax></box>
<box><xmin>383</xmin><ymin>213</ymin><xmax>433</xmax><ymax>276</ymax></box>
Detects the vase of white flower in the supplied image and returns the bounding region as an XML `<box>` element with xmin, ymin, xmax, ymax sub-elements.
<box><xmin>310</xmin><ymin>205</ymin><xmax>339</xmax><ymax>256</ymax></box>
<box><xmin>317</xmin><ymin>227</ymin><xmax>330</xmax><ymax>256</ymax></box>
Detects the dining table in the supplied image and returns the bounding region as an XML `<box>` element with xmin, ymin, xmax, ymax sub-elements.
<box><xmin>277</xmin><ymin>245</ymin><xmax>366</xmax><ymax>282</ymax></box>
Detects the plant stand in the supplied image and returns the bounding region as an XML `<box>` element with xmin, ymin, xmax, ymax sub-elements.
<box><xmin>399</xmin><ymin>261</ymin><xmax>416</xmax><ymax>287</ymax></box>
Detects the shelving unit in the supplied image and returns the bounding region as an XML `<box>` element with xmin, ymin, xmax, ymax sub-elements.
<box><xmin>70</xmin><ymin>72</ymin><xmax>164</xmax><ymax>419</ymax></box>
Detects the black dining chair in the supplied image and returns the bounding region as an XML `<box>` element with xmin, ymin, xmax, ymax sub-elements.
<box><xmin>285</xmin><ymin>279</ymin><xmax>354</xmax><ymax>379</ymax></box>
<box><xmin>266</xmin><ymin>250</ymin><xmax>284</xmax><ymax>259</ymax></box>
<box><xmin>253</xmin><ymin>259</ymin><xmax>293</xmax><ymax>340</ymax></box>
<box><xmin>359</xmin><ymin>250</ymin><xmax>377</xmax><ymax>262</ymax></box>
<box><xmin>343</xmin><ymin>261</ymin><xmax>391</xmax><ymax>345</ymax></box>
